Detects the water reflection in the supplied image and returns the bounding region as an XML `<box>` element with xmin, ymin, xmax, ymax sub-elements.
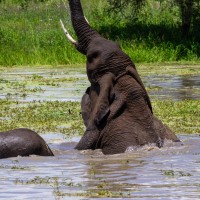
<box><xmin>144</xmin><ymin>75</ymin><xmax>200</xmax><ymax>100</ymax></box>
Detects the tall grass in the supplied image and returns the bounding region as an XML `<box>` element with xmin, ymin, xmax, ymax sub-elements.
<box><xmin>0</xmin><ymin>0</ymin><xmax>199</xmax><ymax>66</ymax></box>
<box><xmin>0</xmin><ymin>0</ymin><xmax>85</xmax><ymax>66</ymax></box>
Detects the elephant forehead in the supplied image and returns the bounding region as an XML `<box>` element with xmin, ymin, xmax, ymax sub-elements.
<box><xmin>88</xmin><ymin>37</ymin><xmax>120</xmax><ymax>52</ymax></box>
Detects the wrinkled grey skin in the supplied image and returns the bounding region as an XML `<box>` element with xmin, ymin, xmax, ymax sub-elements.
<box><xmin>67</xmin><ymin>0</ymin><xmax>180</xmax><ymax>154</ymax></box>
<box><xmin>0</xmin><ymin>128</ymin><xmax>54</xmax><ymax>159</ymax></box>
<box><xmin>76</xmin><ymin>72</ymin><xmax>115</xmax><ymax>150</ymax></box>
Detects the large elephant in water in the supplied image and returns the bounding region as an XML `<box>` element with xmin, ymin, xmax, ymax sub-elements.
<box><xmin>61</xmin><ymin>0</ymin><xmax>180</xmax><ymax>154</ymax></box>
<box><xmin>0</xmin><ymin>128</ymin><xmax>54</xmax><ymax>159</ymax></box>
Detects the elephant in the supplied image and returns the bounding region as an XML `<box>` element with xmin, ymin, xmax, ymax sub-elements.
<box><xmin>76</xmin><ymin>72</ymin><xmax>115</xmax><ymax>150</ymax></box>
<box><xmin>60</xmin><ymin>0</ymin><xmax>180</xmax><ymax>154</ymax></box>
<box><xmin>0</xmin><ymin>128</ymin><xmax>54</xmax><ymax>159</ymax></box>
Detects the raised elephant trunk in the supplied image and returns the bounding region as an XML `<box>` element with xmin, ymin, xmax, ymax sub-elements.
<box><xmin>60</xmin><ymin>0</ymin><xmax>180</xmax><ymax>155</ymax></box>
<box><xmin>68</xmin><ymin>0</ymin><xmax>100</xmax><ymax>54</ymax></box>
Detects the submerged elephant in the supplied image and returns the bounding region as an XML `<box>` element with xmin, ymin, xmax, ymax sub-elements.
<box><xmin>0</xmin><ymin>128</ymin><xmax>54</xmax><ymax>159</ymax></box>
<box><xmin>61</xmin><ymin>0</ymin><xmax>180</xmax><ymax>154</ymax></box>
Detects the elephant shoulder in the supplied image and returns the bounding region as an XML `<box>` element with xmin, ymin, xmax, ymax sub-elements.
<box><xmin>115</xmin><ymin>74</ymin><xmax>141</xmax><ymax>91</ymax></box>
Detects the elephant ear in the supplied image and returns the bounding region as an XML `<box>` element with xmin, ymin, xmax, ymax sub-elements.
<box><xmin>126</xmin><ymin>66</ymin><xmax>153</xmax><ymax>113</ymax></box>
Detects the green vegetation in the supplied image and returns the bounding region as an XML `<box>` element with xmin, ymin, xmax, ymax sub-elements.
<box><xmin>161</xmin><ymin>169</ymin><xmax>192</xmax><ymax>177</ymax></box>
<box><xmin>14</xmin><ymin>175</ymin><xmax>131</xmax><ymax>198</ymax></box>
<box><xmin>153</xmin><ymin>100</ymin><xmax>200</xmax><ymax>134</ymax></box>
<box><xmin>106</xmin><ymin>0</ymin><xmax>200</xmax><ymax>37</ymax></box>
<box><xmin>15</xmin><ymin>176</ymin><xmax>80</xmax><ymax>186</ymax></box>
<box><xmin>14</xmin><ymin>176</ymin><xmax>82</xmax><ymax>198</ymax></box>
<box><xmin>0</xmin><ymin>100</ymin><xmax>84</xmax><ymax>135</ymax></box>
<box><xmin>0</xmin><ymin>65</ymin><xmax>199</xmax><ymax>135</ymax></box>
<box><xmin>0</xmin><ymin>98</ymin><xmax>199</xmax><ymax>135</ymax></box>
<box><xmin>137</xmin><ymin>64</ymin><xmax>200</xmax><ymax>76</ymax></box>
<box><xmin>0</xmin><ymin>164</ymin><xmax>29</xmax><ymax>170</ymax></box>
<box><xmin>0</xmin><ymin>0</ymin><xmax>199</xmax><ymax>66</ymax></box>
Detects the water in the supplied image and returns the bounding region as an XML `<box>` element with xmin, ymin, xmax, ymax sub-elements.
<box><xmin>0</xmin><ymin>134</ymin><xmax>200</xmax><ymax>200</ymax></box>
<box><xmin>0</xmin><ymin>67</ymin><xmax>199</xmax><ymax>102</ymax></box>
<box><xmin>144</xmin><ymin>75</ymin><xmax>200</xmax><ymax>100</ymax></box>
<box><xmin>0</xmin><ymin>67</ymin><xmax>200</xmax><ymax>199</ymax></box>
<box><xmin>0</xmin><ymin>67</ymin><xmax>89</xmax><ymax>102</ymax></box>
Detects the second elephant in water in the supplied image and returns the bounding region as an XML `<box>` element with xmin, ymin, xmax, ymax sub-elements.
<box><xmin>0</xmin><ymin>128</ymin><xmax>54</xmax><ymax>159</ymax></box>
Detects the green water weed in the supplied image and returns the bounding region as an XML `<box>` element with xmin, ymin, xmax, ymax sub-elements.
<box><xmin>153</xmin><ymin>99</ymin><xmax>200</xmax><ymax>134</ymax></box>
<box><xmin>0</xmin><ymin>99</ymin><xmax>199</xmax><ymax>135</ymax></box>
<box><xmin>0</xmin><ymin>99</ymin><xmax>84</xmax><ymax>135</ymax></box>
<box><xmin>161</xmin><ymin>169</ymin><xmax>192</xmax><ymax>177</ymax></box>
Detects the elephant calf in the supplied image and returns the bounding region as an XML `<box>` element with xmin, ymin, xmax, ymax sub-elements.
<box><xmin>0</xmin><ymin>128</ymin><xmax>54</xmax><ymax>159</ymax></box>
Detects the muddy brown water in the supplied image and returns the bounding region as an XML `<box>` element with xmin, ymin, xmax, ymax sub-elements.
<box><xmin>0</xmin><ymin>67</ymin><xmax>200</xmax><ymax>199</ymax></box>
<box><xmin>0</xmin><ymin>134</ymin><xmax>200</xmax><ymax>200</ymax></box>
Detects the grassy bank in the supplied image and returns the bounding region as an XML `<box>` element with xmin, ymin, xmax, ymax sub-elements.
<box><xmin>0</xmin><ymin>0</ymin><xmax>199</xmax><ymax>66</ymax></box>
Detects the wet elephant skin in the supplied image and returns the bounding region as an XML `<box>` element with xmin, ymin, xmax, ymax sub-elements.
<box><xmin>0</xmin><ymin>128</ymin><xmax>54</xmax><ymax>159</ymax></box>
<box><xmin>63</xmin><ymin>0</ymin><xmax>180</xmax><ymax>154</ymax></box>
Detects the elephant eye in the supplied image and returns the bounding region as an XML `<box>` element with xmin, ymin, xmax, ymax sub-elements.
<box><xmin>87</xmin><ymin>51</ymin><xmax>99</xmax><ymax>63</ymax></box>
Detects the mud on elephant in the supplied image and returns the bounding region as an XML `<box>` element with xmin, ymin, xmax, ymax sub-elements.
<box><xmin>61</xmin><ymin>0</ymin><xmax>180</xmax><ymax>154</ymax></box>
